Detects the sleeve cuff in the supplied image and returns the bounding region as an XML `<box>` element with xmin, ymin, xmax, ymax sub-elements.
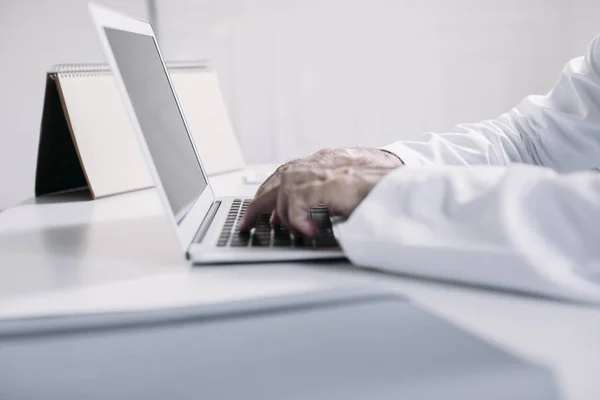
<box><xmin>380</xmin><ymin>142</ymin><xmax>434</xmax><ymax>167</ymax></box>
<box><xmin>332</xmin><ymin>167</ymin><xmax>403</xmax><ymax>263</ymax></box>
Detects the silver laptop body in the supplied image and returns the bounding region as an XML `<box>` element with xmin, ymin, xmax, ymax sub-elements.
<box><xmin>89</xmin><ymin>4</ymin><xmax>344</xmax><ymax>264</ymax></box>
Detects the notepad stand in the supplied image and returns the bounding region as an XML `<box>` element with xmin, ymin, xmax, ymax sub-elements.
<box><xmin>35</xmin><ymin>62</ymin><xmax>245</xmax><ymax>199</ymax></box>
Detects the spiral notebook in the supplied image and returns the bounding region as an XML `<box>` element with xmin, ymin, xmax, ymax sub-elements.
<box><xmin>35</xmin><ymin>62</ymin><xmax>245</xmax><ymax>199</ymax></box>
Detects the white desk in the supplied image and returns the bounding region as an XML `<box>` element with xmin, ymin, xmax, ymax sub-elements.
<box><xmin>1</xmin><ymin>166</ymin><xmax>599</xmax><ymax>400</ymax></box>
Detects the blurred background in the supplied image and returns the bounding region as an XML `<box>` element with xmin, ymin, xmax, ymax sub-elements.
<box><xmin>1</xmin><ymin>0</ymin><xmax>599</xmax><ymax>210</ymax></box>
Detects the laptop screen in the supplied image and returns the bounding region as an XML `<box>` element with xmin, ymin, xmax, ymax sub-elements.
<box><xmin>104</xmin><ymin>27</ymin><xmax>208</xmax><ymax>222</ymax></box>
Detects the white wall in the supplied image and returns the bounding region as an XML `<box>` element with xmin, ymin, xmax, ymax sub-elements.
<box><xmin>0</xmin><ymin>0</ymin><xmax>147</xmax><ymax>210</ymax></box>
<box><xmin>1</xmin><ymin>0</ymin><xmax>599</xmax><ymax>209</ymax></box>
<box><xmin>155</xmin><ymin>0</ymin><xmax>600</xmax><ymax>164</ymax></box>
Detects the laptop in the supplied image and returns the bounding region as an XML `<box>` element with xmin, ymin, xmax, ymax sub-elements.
<box><xmin>89</xmin><ymin>4</ymin><xmax>345</xmax><ymax>264</ymax></box>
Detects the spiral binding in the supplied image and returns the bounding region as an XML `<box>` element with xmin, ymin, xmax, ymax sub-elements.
<box><xmin>50</xmin><ymin>60</ymin><xmax>210</xmax><ymax>78</ymax></box>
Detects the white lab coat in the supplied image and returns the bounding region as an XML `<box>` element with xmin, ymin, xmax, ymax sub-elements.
<box><xmin>335</xmin><ymin>34</ymin><xmax>600</xmax><ymax>302</ymax></box>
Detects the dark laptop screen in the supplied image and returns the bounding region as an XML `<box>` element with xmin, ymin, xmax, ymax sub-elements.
<box><xmin>104</xmin><ymin>27</ymin><xmax>208</xmax><ymax>222</ymax></box>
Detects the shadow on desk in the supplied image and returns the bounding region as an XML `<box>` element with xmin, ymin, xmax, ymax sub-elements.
<box><xmin>317</xmin><ymin>261</ymin><xmax>600</xmax><ymax>309</ymax></box>
<box><xmin>21</xmin><ymin>186</ymin><xmax>158</xmax><ymax>206</ymax></box>
<box><xmin>20</xmin><ymin>190</ymin><xmax>93</xmax><ymax>206</ymax></box>
<box><xmin>18</xmin><ymin>188</ymin><xmax>154</xmax><ymax>206</ymax></box>
<box><xmin>0</xmin><ymin>215</ymin><xmax>183</xmax><ymax>265</ymax></box>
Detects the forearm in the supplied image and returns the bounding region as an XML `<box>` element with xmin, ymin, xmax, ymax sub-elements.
<box><xmin>334</xmin><ymin>165</ymin><xmax>600</xmax><ymax>302</ymax></box>
<box><xmin>384</xmin><ymin>34</ymin><xmax>600</xmax><ymax>171</ymax></box>
<box><xmin>382</xmin><ymin>111</ymin><xmax>534</xmax><ymax>167</ymax></box>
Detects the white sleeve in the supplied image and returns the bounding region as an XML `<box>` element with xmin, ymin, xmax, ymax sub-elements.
<box><xmin>334</xmin><ymin>165</ymin><xmax>600</xmax><ymax>302</ymax></box>
<box><xmin>383</xmin><ymin>34</ymin><xmax>600</xmax><ymax>172</ymax></box>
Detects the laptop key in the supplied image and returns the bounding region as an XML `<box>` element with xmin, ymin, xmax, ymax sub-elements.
<box><xmin>251</xmin><ymin>234</ymin><xmax>271</xmax><ymax>247</ymax></box>
<box><xmin>230</xmin><ymin>231</ymin><xmax>250</xmax><ymax>247</ymax></box>
<box><xmin>315</xmin><ymin>237</ymin><xmax>338</xmax><ymax>248</ymax></box>
<box><xmin>294</xmin><ymin>235</ymin><xmax>314</xmax><ymax>248</ymax></box>
<box><xmin>271</xmin><ymin>225</ymin><xmax>291</xmax><ymax>247</ymax></box>
<box><xmin>221</xmin><ymin>206</ymin><xmax>340</xmax><ymax>249</ymax></box>
<box><xmin>274</xmin><ymin>227</ymin><xmax>289</xmax><ymax>234</ymax></box>
<box><xmin>273</xmin><ymin>238</ymin><xmax>292</xmax><ymax>247</ymax></box>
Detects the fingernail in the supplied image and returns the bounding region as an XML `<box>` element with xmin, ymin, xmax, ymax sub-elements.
<box><xmin>300</xmin><ymin>220</ymin><xmax>316</xmax><ymax>238</ymax></box>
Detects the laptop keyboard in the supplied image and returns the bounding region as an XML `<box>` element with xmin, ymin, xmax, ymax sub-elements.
<box><xmin>216</xmin><ymin>199</ymin><xmax>339</xmax><ymax>249</ymax></box>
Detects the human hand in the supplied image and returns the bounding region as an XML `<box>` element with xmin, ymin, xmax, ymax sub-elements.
<box><xmin>240</xmin><ymin>148</ymin><xmax>402</xmax><ymax>233</ymax></box>
<box><xmin>255</xmin><ymin>148</ymin><xmax>402</xmax><ymax>200</ymax></box>
<box><xmin>239</xmin><ymin>162</ymin><xmax>399</xmax><ymax>237</ymax></box>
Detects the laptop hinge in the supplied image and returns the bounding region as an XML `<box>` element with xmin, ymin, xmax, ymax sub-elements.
<box><xmin>188</xmin><ymin>201</ymin><xmax>221</xmax><ymax>253</ymax></box>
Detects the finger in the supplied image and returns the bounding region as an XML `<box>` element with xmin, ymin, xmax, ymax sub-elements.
<box><xmin>269</xmin><ymin>209</ymin><xmax>281</xmax><ymax>225</ymax></box>
<box><xmin>243</xmin><ymin>167</ymin><xmax>326</xmax><ymax>231</ymax></box>
<box><xmin>276</xmin><ymin>180</ymin><xmax>290</xmax><ymax>228</ymax></box>
<box><xmin>285</xmin><ymin>181</ymin><xmax>325</xmax><ymax>237</ymax></box>
<box><xmin>276</xmin><ymin>168</ymin><xmax>326</xmax><ymax>229</ymax></box>
<box><xmin>286</xmin><ymin>175</ymin><xmax>360</xmax><ymax>237</ymax></box>
<box><xmin>239</xmin><ymin>187</ymin><xmax>278</xmax><ymax>231</ymax></box>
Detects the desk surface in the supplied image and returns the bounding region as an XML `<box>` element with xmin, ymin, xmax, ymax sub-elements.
<box><xmin>1</xmin><ymin>166</ymin><xmax>599</xmax><ymax>400</ymax></box>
